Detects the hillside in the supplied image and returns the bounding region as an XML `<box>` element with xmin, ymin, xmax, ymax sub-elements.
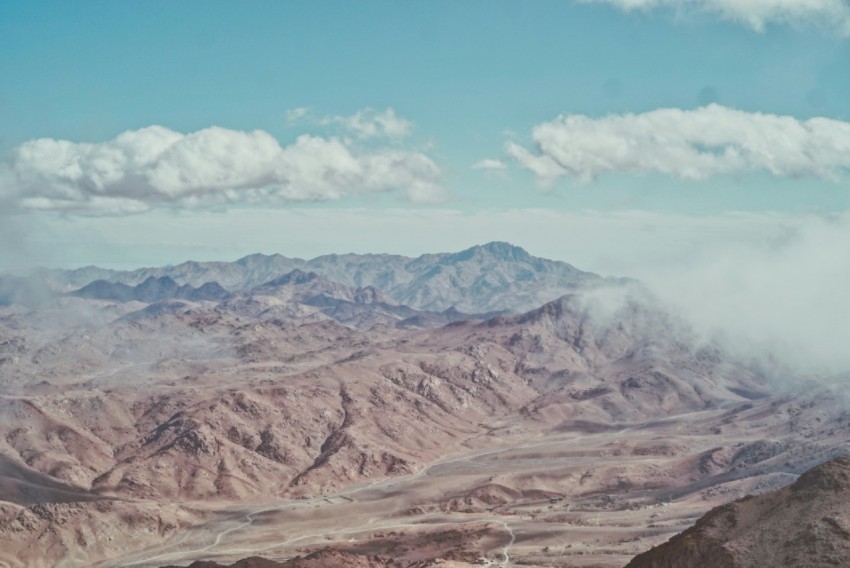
<box><xmin>626</xmin><ymin>456</ymin><xmax>850</xmax><ymax>567</ymax></box>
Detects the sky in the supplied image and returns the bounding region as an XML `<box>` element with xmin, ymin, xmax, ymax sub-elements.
<box><xmin>1</xmin><ymin>0</ymin><xmax>850</xmax><ymax>268</ymax></box>
<box><xmin>3</xmin><ymin>0</ymin><xmax>850</xmax><ymax>373</ymax></box>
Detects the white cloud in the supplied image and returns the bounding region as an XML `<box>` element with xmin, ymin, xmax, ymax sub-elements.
<box><xmin>472</xmin><ymin>159</ymin><xmax>508</xmax><ymax>170</ymax></box>
<box><xmin>321</xmin><ymin>107</ymin><xmax>413</xmax><ymax>140</ymax></box>
<box><xmin>285</xmin><ymin>107</ymin><xmax>310</xmax><ymax>124</ymax></box>
<box><xmin>0</xmin><ymin>124</ymin><xmax>444</xmax><ymax>214</ymax></box>
<box><xmin>640</xmin><ymin>211</ymin><xmax>850</xmax><ymax>375</ymax></box>
<box><xmin>581</xmin><ymin>0</ymin><xmax>850</xmax><ymax>34</ymax></box>
<box><xmin>507</xmin><ymin>104</ymin><xmax>850</xmax><ymax>185</ymax></box>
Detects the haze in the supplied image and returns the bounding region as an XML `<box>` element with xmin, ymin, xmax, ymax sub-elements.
<box><xmin>1</xmin><ymin>2</ymin><xmax>850</xmax><ymax>567</ymax></box>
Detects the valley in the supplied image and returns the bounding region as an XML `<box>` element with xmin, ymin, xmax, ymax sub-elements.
<box><xmin>0</xmin><ymin>244</ymin><xmax>846</xmax><ymax>567</ymax></box>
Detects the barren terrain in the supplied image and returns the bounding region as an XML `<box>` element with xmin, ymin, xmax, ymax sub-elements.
<box><xmin>627</xmin><ymin>456</ymin><xmax>850</xmax><ymax>567</ymax></box>
<box><xmin>0</xmin><ymin>247</ymin><xmax>847</xmax><ymax>567</ymax></box>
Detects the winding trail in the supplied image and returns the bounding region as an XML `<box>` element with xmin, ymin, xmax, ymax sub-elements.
<box><xmin>493</xmin><ymin>520</ymin><xmax>515</xmax><ymax>566</ymax></box>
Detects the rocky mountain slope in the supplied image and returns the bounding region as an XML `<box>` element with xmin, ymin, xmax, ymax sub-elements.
<box><xmin>626</xmin><ymin>456</ymin><xmax>850</xmax><ymax>568</ymax></box>
<box><xmin>0</xmin><ymin>250</ymin><xmax>847</xmax><ymax>567</ymax></box>
<box><xmin>0</xmin><ymin>284</ymin><xmax>847</xmax><ymax>566</ymax></box>
<box><xmin>217</xmin><ymin>268</ymin><xmax>484</xmax><ymax>329</ymax></box>
<box><xmin>39</xmin><ymin>242</ymin><xmax>608</xmax><ymax>313</ymax></box>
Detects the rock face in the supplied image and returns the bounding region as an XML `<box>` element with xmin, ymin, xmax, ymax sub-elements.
<box><xmin>626</xmin><ymin>456</ymin><xmax>850</xmax><ymax>568</ymax></box>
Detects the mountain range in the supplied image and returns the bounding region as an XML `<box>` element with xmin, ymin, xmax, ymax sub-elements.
<box><xmin>73</xmin><ymin>276</ymin><xmax>231</xmax><ymax>303</ymax></box>
<box><xmin>37</xmin><ymin>242</ymin><xmax>611</xmax><ymax>313</ymax></box>
<box><xmin>0</xmin><ymin>243</ymin><xmax>847</xmax><ymax>567</ymax></box>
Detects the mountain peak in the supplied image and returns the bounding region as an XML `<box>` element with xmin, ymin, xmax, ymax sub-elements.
<box><xmin>447</xmin><ymin>242</ymin><xmax>531</xmax><ymax>263</ymax></box>
<box><xmin>480</xmin><ymin>241</ymin><xmax>529</xmax><ymax>258</ymax></box>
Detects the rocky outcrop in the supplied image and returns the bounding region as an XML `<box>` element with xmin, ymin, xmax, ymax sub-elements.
<box><xmin>626</xmin><ymin>456</ymin><xmax>850</xmax><ymax>568</ymax></box>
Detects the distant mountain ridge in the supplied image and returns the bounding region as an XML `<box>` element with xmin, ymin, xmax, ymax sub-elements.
<box><xmin>72</xmin><ymin>276</ymin><xmax>230</xmax><ymax>303</ymax></box>
<box><xmin>88</xmin><ymin>269</ymin><xmax>495</xmax><ymax>330</ymax></box>
<box><xmin>39</xmin><ymin>242</ymin><xmax>614</xmax><ymax>313</ymax></box>
<box><xmin>216</xmin><ymin>268</ymin><xmax>415</xmax><ymax>328</ymax></box>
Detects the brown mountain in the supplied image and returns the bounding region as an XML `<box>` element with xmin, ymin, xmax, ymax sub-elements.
<box><xmin>0</xmin><ymin>280</ymin><xmax>847</xmax><ymax>567</ymax></box>
<box><xmin>626</xmin><ymin>456</ymin><xmax>850</xmax><ymax>568</ymax></box>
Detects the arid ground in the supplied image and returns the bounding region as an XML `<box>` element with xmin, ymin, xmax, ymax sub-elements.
<box><xmin>0</xmin><ymin>248</ymin><xmax>847</xmax><ymax>567</ymax></box>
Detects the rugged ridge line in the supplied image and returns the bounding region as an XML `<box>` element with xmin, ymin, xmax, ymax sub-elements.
<box><xmin>37</xmin><ymin>242</ymin><xmax>612</xmax><ymax>313</ymax></box>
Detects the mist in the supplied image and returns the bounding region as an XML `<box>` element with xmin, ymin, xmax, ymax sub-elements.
<box><xmin>3</xmin><ymin>205</ymin><xmax>849</xmax><ymax>379</ymax></box>
<box><xmin>635</xmin><ymin>211</ymin><xmax>850</xmax><ymax>377</ymax></box>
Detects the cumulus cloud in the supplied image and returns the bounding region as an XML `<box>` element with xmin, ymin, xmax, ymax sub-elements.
<box><xmin>320</xmin><ymin>107</ymin><xmax>413</xmax><ymax>140</ymax></box>
<box><xmin>507</xmin><ymin>104</ymin><xmax>850</xmax><ymax>185</ymax></box>
<box><xmin>580</xmin><ymin>0</ymin><xmax>850</xmax><ymax>34</ymax></box>
<box><xmin>0</xmin><ymin>124</ymin><xmax>444</xmax><ymax>214</ymax></box>
<box><xmin>472</xmin><ymin>159</ymin><xmax>508</xmax><ymax>170</ymax></box>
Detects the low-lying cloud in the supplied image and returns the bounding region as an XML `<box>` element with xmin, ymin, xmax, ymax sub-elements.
<box><xmin>507</xmin><ymin>104</ymin><xmax>850</xmax><ymax>185</ymax></box>
<box><xmin>6</xmin><ymin>206</ymin><xmax>850</xmax><ymax>376</ymax></box>
<box><xmin>580</xmin><ymin>0</ymin><xmax>850</xmax><ymax>34</ymax></box>
<box><xmin>0</xmin><ymin>117</ymin><xmax>443</xmax><ymax>215</ymax></box>
<box><xmin>641</xmin><ymin>211</ymin><xmax>850</xmax><ymax>377</ymax></box>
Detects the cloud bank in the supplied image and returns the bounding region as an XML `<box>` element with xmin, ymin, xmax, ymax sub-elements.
<box><xmin>641</xmin><ymin>211</ymin><xmax>850</xmax><ymax>377</ymax></box>
<box><xmin>581</xmin><ymin>0</ymin><xmax>850</xmax><ymax>34</ymax></box>
<box><xmin>507</xmin><ymin>104</ymin><xmax>850</xmax><ymax>185</ymax></box>
<box><xmin>0</xmin><ymin>117</ymin><xmax>442</xmax><ymax>215</ymax></box>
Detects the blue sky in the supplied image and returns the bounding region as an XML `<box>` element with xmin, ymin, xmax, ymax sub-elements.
<box><xmin>2</xmin><ymin>0</ymin><xmax>850</xmax><ymax>271</ymax></box>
